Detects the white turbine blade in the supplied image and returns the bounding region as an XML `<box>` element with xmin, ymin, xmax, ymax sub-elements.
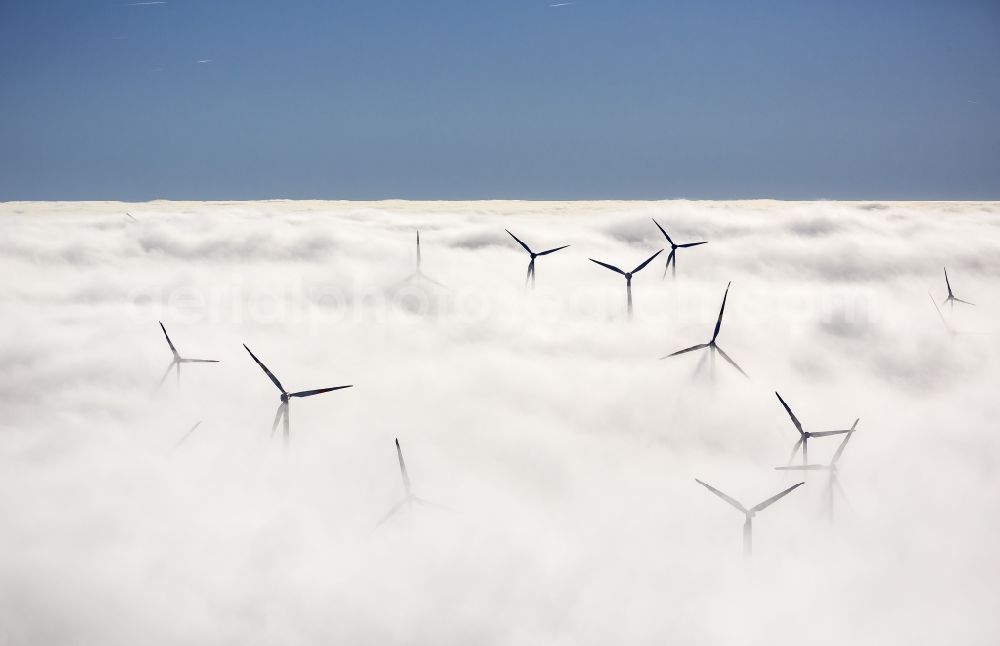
<box><xmin>751</xmin><ymin>482</ymin><xmax>805</xmax><ymax>513</ymax></box>
<box><xmin>375</xmin><ymin>498</ymin><xmax>409</xmax><ymax>528</ymax></box>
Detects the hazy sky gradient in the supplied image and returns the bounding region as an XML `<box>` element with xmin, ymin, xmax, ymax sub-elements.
<box><xmin>1</xmin><ymin>0</ymin><xmax>998</xmax><ymax>200</ymax></box>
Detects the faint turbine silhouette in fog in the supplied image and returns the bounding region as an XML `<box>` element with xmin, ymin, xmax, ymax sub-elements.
<box><xmin>941</xmin><ymin>267</ymin><xmax>974</xmax><ymax>309</ymax></box>
<box><xmin>156</xmin><ymin>322</ymin><xmax>218</xmax><ymax>390</ymax></box>
<box><xmin>776</xmin><ymin>392</ymin><xmax>858</xmax><ymax>469</ymax></box>
<box><xmin>588</xmin><ymin>249</ymin><xmax>663</xmax><ymax>318</ymax></box>
<box><xmin>394</xmin><ymin>230</ymin><xmax>446</xmax><ymax>289</ymax></box>
<box><xmin>243</xmin><ymin>344</ymin><xmax>352</xmax><ymax>447</ymax></box>
<box><xmin>775</xmin><ymin>423</ymin><xmax>857</xmax><ymax>521</ymax></box>
<box><xmin>506</xmin><ymin>229</ymin><xmax>569</xmax><ymax>289</ymax></box>
<box><xmin>660</xmin><ymin>282</ymin><xmax>749</xmax><ymax>379</ymax></box>
<box><xmin>377</xmin><ymin>438</ymin><xmax>450</xmax><ymax>527</ymax></box>
<box><xmin>695</xmin><ymin>479</ymin><xmax>804</xmax><ymax>560</ymax></box>
<box><xmin>173</xmin><ymin>421</ymin><xmax>201</xmax><ymax>449</ymax></box>
<box><xmin>651</xmin><ymin>218</ymin><xmax>707</xmax><ymax>279</ymax></box>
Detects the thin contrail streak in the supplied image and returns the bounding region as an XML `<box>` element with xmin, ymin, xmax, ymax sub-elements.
<box><xmin>127</xmin><ymin>2</ymin><xmax>167</xmax><ymax>6</ymax></box>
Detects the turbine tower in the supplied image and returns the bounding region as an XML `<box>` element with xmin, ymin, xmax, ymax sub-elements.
<box><xmin>588</xmin><ymin>249</ymin><xmax>663</xmax><ymax>318</ymax></box>
<box><xmin>243</xmin><ymin>344</ymin><xmax>352</xmax><ymax>447</ymax></box>
<box><xmin>695</xmin><ymin>479</ymin><xmax>804</xmax><ymax>560</ymax></box>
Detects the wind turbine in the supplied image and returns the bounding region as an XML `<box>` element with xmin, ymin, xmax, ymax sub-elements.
<box><xmin>942</xmin><ymin>268</ymin><xmax>974</xmax><ymax>309</ymax></box>
<box><xmin>506</xmin><ymin>229</ymin><xmax>569</xmax><ymax>288</ymax></box>
<box><xmin>588</xmin><ymin>249</ymin><xmax>663</xmax><ymax>318</ymax></box>
<box><xmin>660</xmin><ymin>282</ymin><xmax>749</xmax><ymax>379</ymax></box>
<box><xmin>156</xmin><ymin>322</ymin><xmax>219</xmax><ymax>389</ymax></box>
<box><xmin>775</xmin><ymin>426</ymin><xmax>856</xmax><ymax>521</ymax></box>
<box><xmin>377</xmin><ymin>438</ymin><xmax>449</xmax><ymax>527</ymax></box>
<box><xmin>776</xmin><ymin>392</ymin><xmax>858</xmax><ymax>468</ymax></box>
<box><xmin>695</xmin><ymin>479</ymin><xmax>804</xmax><ymax>560</ymax></box>
<box><xmin>243</xmin><ymin>344</ymin><xmax>352</xmax><ymax>447</ymax></box>
<box><xmin>125</xmin><ymin>212</ymin><xmax>138</xmax><ymax>222</ymax></box>
<box><xmin>394</xmin><ymin>230</ymin><xmax>445</xmax><ymax>288</ymax></box>
<box><xmin>651</xmin><ymin>218</ymin><xmax>707</xmax><ymax>279</ymax></box>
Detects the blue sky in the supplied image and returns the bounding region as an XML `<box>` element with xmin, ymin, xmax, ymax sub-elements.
<box><xmin>1</xmin><ymin>0</ymin><xmax>997</xmax><ymax>200</ymax></box>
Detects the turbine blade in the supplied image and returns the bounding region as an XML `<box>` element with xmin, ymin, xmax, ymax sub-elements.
<box><xmin>588</xmin><ymin>258</ymin><xmax>626</xmax><ymax>275</ymax></box>
<box><xmin>751</xmin><ymin>482</ymin><xmax>805</xmax><ymax>513</ymax></box>
<box><xmin>695</xmin><ymin>479</ymin><xmax>747</xmax><ymax>513</ymax></box>
<box><xmin>395</xmin><ymin>438</ymin><xmax>411</xmax><ymax>495</ymax></box>
<box><xmin>537</xmin><ymin>245</ymin><xmax>570</xmax><ymax>255</ymax></box>
<box><xmin>288</xmin><ymin>385</ymin><xmax>353</xmax><ymax>398</ymax></box>
<box><xmin>712</xmin><ymin>282</ymin><xmax>732</xmax><ymax>342</ymax></box>
<box><xmin>270</xmin><ymin>403</ymin><xmax>284</xmax><ymax>437</ymax></box>
<box><xmin>660</xmin><ymin>343</ymin><xmax>710</xmax><ymax>359</ymax></box>
<box><xmin>375</xmin><ymin>498</ymin><xmax>409</xmax><ymax>528</ymax></box>
<box><xmin>677</xmin><ymin>241</ymin><xmax>708</xmax><ymax>248</ymax></box>
<box><xmin>156</xmin><ymin>362</ymin><xmax>175</xmax><ymax>389</ymax></box>
<box><xmin>831</xmin><ymin>430</ymin><xmax>853</xmax><ymax>464</ymax></box>
<box><xmin>159</xmin><ymin>322</ymin><xmax>179</xmax><ymax>356</ymax></box>
<box><xmin>944</xmin><ymin>267</ymin><xmax>953</xmax><ymax>296</ymax></box>
<box><xmin>505</xmin><ymin>229</ymin><xmax>533</xmax><ymax>254</ymax></box>
<box><xmin>179</xmin><ymin>358</ymin><xmax>220</xmax><ymax>363</ymax></box>
<box><xmin>775</xmin><ymin>392</ymin><xmax>805</xmax><ymax>436</ymax></box>
<box><xmin>954</xmin><ymin>298</ymin><xmax>975</xmax><ymax>306</ymax></box>
<box><xmin>173</xmin><ymin>421</ymin><xmax>201</xmax><ymax>448</ymax></box>
<box><xmin>631</xmin><ymin>249</ymin><xmax>664</xmax><ymax>274</ymax></box>
<box><xmin>714</xmin><ymin>345</ymin><xmax>749</xmax><ymax>380</ymax></box>
<box><xmin>651</xmin><ymin>218</ymin><xmax>674</xmax><ymax>245</ymax></box>
<box><xmin>243</xmin><ymin>344</ymin><xmax>285</xmax><ymax>393</ymax></box>
<box><xmin>809</xmin><ymin>429</ymin><xmax>852</xmax><ymax>437</ymax></box>
<box><xmin>663</xmin><ymin>249</ymin><xmax>675</xmax><ymax>278</ymax></box>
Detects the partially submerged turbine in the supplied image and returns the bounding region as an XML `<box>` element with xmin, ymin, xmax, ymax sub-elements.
<box><xmin>589</xmin><ymin>249</ymin><xmax>663</xmax><ymax>318</ymax></box>
<box><xmin>651</xmin><ymin>218</ymin><xmax>707</xmax><ymax>279</ymax></box>
<box><xmin>695</xmin><ymin>479</ymin><xmax>804</xmax><ymax>560</ymax></box>
<box><xmin>506</xmin><ymin>229</ymin><xmax>569</xmax><ymax>288</ymax></box>
<box><xmin>776</xmin><ymin>392</ymin><xmax>858</xmax><ymax>468</ymax></box>
<box><xmin>660</xmin><ymin>282</ymin><xmax>749</xmax><ymax>379</ymax></box>
<box><xmin>377</xmin><ymin>438</ymin><xmax>449</xmax><ymax>527</ymax></box>
<box><xmin>942</xmin><ymin>268</ymin><xmax>974</xmax><ymax>309</ymax></box>
<box><xmin>243</xmin><ymin>344</ymin><xmax>352</xmax><ymax>447</ymax></box>
<box><xmin>156</xmin><ymin>322</ymin><xmax>219</xmax><ymax>389</ymax></box>
<box><xmin>775</xmin><ymin>425</ymin><xmax>857</xmax><ymax>521</ymax></box>
<box><xmin>394</xmin><ymin>230</ymin><xmax>446</xmax><ymax>289</ymax></box>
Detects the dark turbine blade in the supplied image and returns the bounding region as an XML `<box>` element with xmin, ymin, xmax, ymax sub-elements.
<box><xmin>288</xmin><ymin>385</ymin><xmax>353</xmax><ymax>397</ymax></box>
<box><xmin>678</xmin><ymin>241</ymin><xmax>708</xmax><ymax>248</ymax></box>
<box><xmin>631</xmin><ymin>249</ymin><xmax>664</xmax><ymax>274</ymax></box>
<box><xmin>712</xmin><ymin>282</ymin><xmax>732</xmax><ymax>342</ymax></box>
<box><xmin>537</xmin><ymin>245</ymin><xmax>570</xmax><ymax>256</ymax></box>
<box><xmin>159</xmin><ymin>322</ymin><xmax>179</xmax><ymax>356</ymax></box>
<box><xmin>243</xmin><ymin>344</ymin><xmax>285</xmax><ymax>393</ymax></box>
<box><xmin>505</xmin><ymin>229</ymin><xmax>533</xmax><ymax>254</ymax></box>
<box><xmin>588</xmin><ymin>258</ymin><xmax>626</xmax><ymax>275</ymax></box>
<box><xmin>660</xmin><ymin>343</ymin><xmax>709</xmax><ymax>360</ymax></box>
<box><xmin>775</xmin><ymin>392</ymin><xmax>805</xmax><ymax>436</ymax></box>
<box><xmin>651</xmin><ymin>218</ymin><xmax>674</xmax><ymax>245</ymax></box>
<box><xmin>395</xmin><ymin>438</ymin><xmax>411</xmax><ymax>495</ymax></box>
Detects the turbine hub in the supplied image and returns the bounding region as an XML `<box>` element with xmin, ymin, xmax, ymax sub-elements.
<box><xmin>280</xmin><ymin>393</ymin><xmax>289</xmax><ymax>402</ymax></box>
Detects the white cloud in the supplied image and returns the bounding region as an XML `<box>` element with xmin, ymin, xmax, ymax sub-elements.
<box><xmin>0</xmin><ymin>199</ymin><xmax>998</xmax><ymax>644</ymax></box>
